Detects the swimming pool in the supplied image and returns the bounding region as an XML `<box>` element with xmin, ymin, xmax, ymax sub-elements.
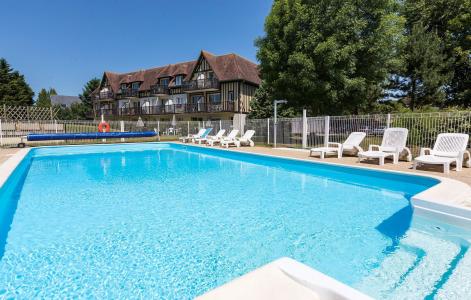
<box><xmin>0</xmin><ymin>143</ymin><xmax>470</xmax><ymax>299</ymax></box>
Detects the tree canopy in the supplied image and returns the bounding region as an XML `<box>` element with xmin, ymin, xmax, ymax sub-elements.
<box><xmin>0</xmin><ymin>58</ymin><xmax>34</xmax><ymax>106</ymax></box>
<box><xmin>253</xmin><ymin>0</ymin><xmax>471</xmax><ymax>116</ymax></box>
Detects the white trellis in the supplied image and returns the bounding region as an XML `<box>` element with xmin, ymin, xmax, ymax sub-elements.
<box><xmin>0</xmin><ymin>105</ymin><xmax>59</xmax><ymax>121</ymax></box>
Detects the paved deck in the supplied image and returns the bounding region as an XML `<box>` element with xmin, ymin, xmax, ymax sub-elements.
<box><xmin>0</xmin><ymin>148</ymin><xmax>21</xmax><ymax>165</ymax></box>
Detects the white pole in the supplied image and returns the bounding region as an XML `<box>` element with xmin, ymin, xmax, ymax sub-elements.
<box><xmin>157</xmin><ymin>121</ymin><xmax>160</xmax><ymax>135</ymax></box>
<box><xmin>267</xmin><ymin>118</ymin><xmax>270</xmax><ymax>145</ymax></box>
<box><xmin>386</xmin><ymin>113</ymin><xmax>391</xmax><ymax>128</ymax></box>
<box><xmin>187</xmin><ymin>121</ymin><xmax>190</xmax><ymax>135</ymax></box>
<box><xmin>120</xmin><ymin>120</ymin><xmax>125</xmax><ymax>142</ymax></box>
<box><xmin>54</xmin><ymin>120</ymin><xmax>58</xmax><ymax>133</ymax></box>
<box><xmin>302</xmin><ymin>109</ymin><xmax>307</xmax><ymax>148</ymax></box>
<box><xmin>101</xmin><ymin>113</ymin><xmax>106</xmax><ymax>142</ymax></box>
<box><xmin>324</xmin><ymin>116</ymin><xmax>330</xmax><ymax>147</ymax></box>
<box><xmin>0</xmin><ymin>119</ymin><xmax>3</xmax><ymax>147</ymax></box>
<box><xmin>274</xmin><ymin>102</ymin><xmax>278</xmax><ymax>148</ymax></box>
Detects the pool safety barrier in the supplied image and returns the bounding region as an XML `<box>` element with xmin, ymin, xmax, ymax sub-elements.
<box><xmin>18</xmin><ymin>131</ymin><xmax>158</xmax><ymax>147</ymax></box>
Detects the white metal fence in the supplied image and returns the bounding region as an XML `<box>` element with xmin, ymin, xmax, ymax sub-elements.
<box><xmin>1</xmin><ymin>112</ymin><xmax>471</xmax><ymax>156</ymax></box>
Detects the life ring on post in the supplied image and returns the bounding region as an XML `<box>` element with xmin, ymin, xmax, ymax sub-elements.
<box><xmin>98</xmin><ymin>121</ymin><xmax>110</xmax><ymax>132</ymax></box>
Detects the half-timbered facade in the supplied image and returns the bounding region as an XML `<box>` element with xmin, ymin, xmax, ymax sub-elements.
<box><xmin>91</xmin><ymin>51</ymin><xmax>260</xmax><ymax>121</ymax></box>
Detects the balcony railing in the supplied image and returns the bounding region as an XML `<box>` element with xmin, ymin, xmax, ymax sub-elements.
<box><xmin>93</xmin><ymin>91</ymin><xmax>114</xmax><ymax>101</ymax></box>
<box><xmin>183</xmin><ymin>78</ymin><xmax>220</xmax><ymax>91</ymax></box>
<box><xmin>117</xmin><ymin>89</ymin><xmax>139</xmax><ymax>99</ymax></box>
<box><xmin>97</xmin><ymin>102</ymin><xmax>235</xmax><ymax>117</ymax></box>
<box><xmin>149</xmin><ymin>84</ymin><xmax>170</xmax><ymax>95</ymax></box>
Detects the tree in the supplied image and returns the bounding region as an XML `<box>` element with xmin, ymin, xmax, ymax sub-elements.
<box><xmin>397</xmin><ymin>23</ymin><xmax>452</xmax><ymax>110</ymax></box>
<box><xmin>35</xmin><ymin>88</ymin><xmax>57</xmax><ymax>107</ymax></box>
<box><xmin>256</xmin><ymin>0</ymin><xmax>405</xmax><ymax>116</ymax></box>
<box><xmin>0</xmin><ymin>58</ymin><xmax>34</xmax><ymax>106</ymax></box>
<box><xmin>403</xmin><ymin>0</ymin><xmax>471</xmax><ymax>107</ymax></box>
<box><xmin>249</xmin><ymin>82</ymin><xmax>296</xmax><ymax>118</ymax></box>
<box><xmin>78</xmin><ymin>78</ymin><xmax>100</xmax><ymax>118</ymax></box>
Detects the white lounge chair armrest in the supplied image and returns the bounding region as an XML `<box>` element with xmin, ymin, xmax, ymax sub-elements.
<box><xmin>369</xmin><ymin>144</ymin><xmax>381</xmax><ymax>151</ymax></box>
<box><xmin>327</xmin><ymin>142</ymin><xmax>342</xmax><ymax>148</ymax></box>
<box><xmin>420</xmin><ymin>147</ymin><xmax>433</xmax><ymax>156</ymax></box>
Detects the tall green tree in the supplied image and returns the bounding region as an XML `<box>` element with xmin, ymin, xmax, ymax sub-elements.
<box><xmin>77</xmin><ymin>77</ymin><xmax>100</xmax><ymax>119</ymax></box>
<box><xmin>249</xmin><ymin>82</ymin><xmax>296</xmax><ymax>118</ymax></box>
<box><xmin>35</xmin><ymin>88</ymin><xmax>57</xmax><ymax>107</ymax></box>
<box><xmin>0</xmin><ymin>58</ymin><xmax>34</xmax><ymax>106</ymax></box>
<box><xmin>403</xmin><ymin>0</ymin><xmax>471</xmax><ymax>106</ymax></box>
<box><xmin>397</xmin><ymin>23</ymin><xmax>452</xmax><ymax>110</ymax></box>
<box><xmin>256</xmin><ymin>0</ymin><xmax>405</xmax><ymax>116</ymax></box>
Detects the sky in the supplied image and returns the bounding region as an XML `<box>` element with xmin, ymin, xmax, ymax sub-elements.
<box><xmin>1</xmin><ymin>0</ymin><xmax>272</xmax><ymax>97</ymax></box>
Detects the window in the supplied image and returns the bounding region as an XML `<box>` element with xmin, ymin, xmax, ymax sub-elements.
<box><xmin>131</xmin><ymin>82</ymin><xmax>140</xmax><ymax>90</ymax></box>
<box><xmin>175</xmin><ymin>75</ymin><xmax>183</xmax><ymax>86</ymax></box>
<box><xmin>228</xmin><ymin>91</ymin><xmax>234</xmax><ymax>102</ymax></box>
<box><xmin>121</xmin><ymin>83</ymin><xmax>127</xmax><ymax>91</ymax></box>
<box><xmin>209</xmin><ymin>93</ymin><xmax>221</xmax><ymax>104</ymax></box>
<box><xmin>160</xmin><ymin>78</ymin><xmax>169</xmax><ymax>87</ymax></box>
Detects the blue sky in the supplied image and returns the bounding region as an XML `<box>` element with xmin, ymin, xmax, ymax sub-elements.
<box><xmin>1</xmin><ymin>0</ymin><xmax>272</xmax><ymax>97</ymax></box>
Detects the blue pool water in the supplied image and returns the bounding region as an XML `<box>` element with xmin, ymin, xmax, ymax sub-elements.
<box><xmin>0</xmin><ymin>143</ymin><xmax>470</xmax><ymax>299</ymax></box>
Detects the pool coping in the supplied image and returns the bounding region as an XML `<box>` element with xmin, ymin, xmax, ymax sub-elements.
<box><xmin>1</xmin><ymin>143</ymin><xmax>471</xmax><ymax>299</ymax></box>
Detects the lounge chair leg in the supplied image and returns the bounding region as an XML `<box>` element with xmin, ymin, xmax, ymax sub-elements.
<box><xmin>444</xmin><ymin>163</ymin><xmax>450</xmax><ymax>174</ymax></box>
<box><xmin>413</xmin><ymin>161</ymin><xmax>417</xmax><ymax>170</ymax></box>
<box><xmin>320</xmin><ymin>151</ymin><xmax>325</xmax><ymax>159</ymax></box>
<box><xmin>337</xmin><ymin>151</ymin><xmax>342</xmax><ymax>159</ymax></box>
<box><xmin>379</xmin><ymin>157</ymin><xmax>384</xmax><ymax>166</ymax></box>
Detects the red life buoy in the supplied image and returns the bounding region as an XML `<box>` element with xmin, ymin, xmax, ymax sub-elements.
<box><xmin>98</xmin><ymin>121</ymin><xmax>110</xmax><ymax>132</ymax></box>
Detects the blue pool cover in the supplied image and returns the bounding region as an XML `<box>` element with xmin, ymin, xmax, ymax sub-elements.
<box><xmin>27</xmin><ymin>131</ymin><xmax>157</xmax><ymax>141</ymax></box>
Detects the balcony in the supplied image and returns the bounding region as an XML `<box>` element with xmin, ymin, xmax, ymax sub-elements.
<box><xmin>93</xmin><ymin>91</ymin><xmax>114</xmax><ymax>101</ymax></box>
<box><xmin>149</xmin><ymin>84</ymin><xmax>170</xmax><ymax>96</ymax></box>
<box><xmin>104</xmin><ymin>102</ymin><xmax>235</xmax><ymax>117</ymax></box>
<box><xmin>183</xmin><ymin>78</ymin><xmax>220</xmax><ymax>92</ymax></box>
<box><xmin>117</xmin><ymin>89</ymin><xmax>139</xmax><ymax>99</ymax></box>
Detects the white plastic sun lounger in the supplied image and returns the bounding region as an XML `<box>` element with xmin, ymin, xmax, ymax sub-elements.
<box><xmin>191</xmin><ymin>128</ymin><xmax>212</xmax><ymax>143</ymax></box>
<box><xmin>207</xmin><ymin>129</ymin><xmax>239</xmax><ymax>146</ymax></box>
<box><xmin>358</xmin><ymin>128</ymin><xmax>412</xmax><ymax>165</ymax></box>
<box><xmin>195</xmin><ymin>129</ymin><xmax>226</xmax><ymax>145</ymax></box>
<box><xmin>221</xmin><ymin>130</ymin><xmax>255</xmax><ymax>148</ymax></box>
<box><xmin>413</xmin><ymin>133</ymin><xmax>470</xmax><ymax>174</ymax></box>
<box><xmin>310</xmin><ymin>132</ymin><xmax>366</xmax><ymax>159</ymax></box>
<box><xmin>180</xmin><ymin>128</ymin><xmax>205</xmax><ymax>143</ymax></box>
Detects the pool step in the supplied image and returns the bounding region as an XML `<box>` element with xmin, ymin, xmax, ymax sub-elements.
<box><xmin>388</xmin><ymin>231</ymin><xmax>460</xmax><ymax>299</ymax></box>
<box><xmin>436</xmin><ymin>247</ymin><xmax>471</xmax><ymax>299</ymax></box>
<box><xmin>356</xmin><ymin>230</ymin><xmax>461</xmax><ymax>299</ymax></box>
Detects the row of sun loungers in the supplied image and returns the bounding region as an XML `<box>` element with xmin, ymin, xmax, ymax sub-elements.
<box><xmin>310</xmin><ymin>128</ymin><xmax>470</xmax><ymax>174</ymax></box>
<box><xmin>179</xmin><ymin>128</ymin><xmax>256</xmax><ymax>148</ymax></box>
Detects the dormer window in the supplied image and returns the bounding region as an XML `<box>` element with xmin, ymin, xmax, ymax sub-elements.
<box><xmin>131</xmin><ymin>82</ymin><xmax>140</xmax><ymax>90</ymax></box>
<box><xmin>175</xmin><ymin>75</ymin><xmax>183</xmax><ymax>86</ymax></box>
<box><xmin>121</xmin><ymin>83</ymin><xmax>127</xmax><ymax>91</ymax></box>
<box><xmin>160</xmin><ymin>78</ymin><xmax>169</xmax><ymax>87</ymax></box>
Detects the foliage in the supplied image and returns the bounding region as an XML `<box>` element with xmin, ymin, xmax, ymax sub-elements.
<box><xmin>249</xmin><ymin>82</ymin><xmax>296</xmax><ymax>118</ymax></box>
<box><xmin>35</xmin><ymin>88</ymin><xmax>57</xmax><ymax>107</ymax></box>
<box><xmin>403</xmin><ymin>0</ymin><xmax>471</xmax><ymax>107</ymax></box>
<box><xmin>396</xmin><ymin>23</ymin><xmax>452</xmax><ymax>110</ymax></box>
<box><xmin>256</xmin><ymin>0</ymin><xmax>405</xmax><ymax>116</ymax></box>
<box><xmin>0</xmin><ymin>58</ymin><xmax>34</xmax><ymax>106</ymax></box>
<box><xmin>62</xmin><ymin>77</ymin><xmax>100</xmax><ymax>119</ymax></box>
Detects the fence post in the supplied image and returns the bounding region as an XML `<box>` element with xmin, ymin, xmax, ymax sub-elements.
<box><xmin>187</xmin><ymin>121</ymin><xmax>190</xmax><ymax>135</ymax></box>
<box><xmin>324</xmin><ymin>116</ymin><xmax>330</xmax><ymax>147</ymax></box>
<box><xmin>219</xmin><ymin>120</ymin><xmax>222</xmax><ymax>132</ymax></box>
<box><xmin>120</xmin><ymin>120</ymin><xmax>125</xmax><ymax>142</ymax></box>
<box><xmin>386</xmin><ymin>113</ymin><xmax>391</xmax><ymax>128</ymax></box>
<box><xmin>54</xmin><ymin>120</ymin><xmax>58</xmax><ymax>133</ymax></box>
<box><xmin>302</xmin><ymin>109</ymin><xmax>307</xmax><ymax>148</ymax></box>
<box><xmin>267</xmin><ymin>118</ymin><xmax>270</xmax><ymax>145</ymax></box>
<box><xmin>50</xmin><ymin>107</ymin><xmax>53</xmax><ymax>120</ymax></box>
<box><xmin>157</xmin><ymin>121</ymin><xmax>160</xmax><ymax>135</ymax></box>
<box><xmin>0</xmin><ymin>119</ymin><xmax>3</xmax><ymax>147</ymax></box>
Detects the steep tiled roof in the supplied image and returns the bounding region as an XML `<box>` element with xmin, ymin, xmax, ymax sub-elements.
<box><xmin>98</xmin><ymin>51</ymin><xmax>259</xmax><ymax>94</ymax></box>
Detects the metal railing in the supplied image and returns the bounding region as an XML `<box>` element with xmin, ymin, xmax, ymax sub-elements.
<box><xmin>2</xmin><ymin>112</ymin><xmax>471</xmax><ymax>153</ymax></box>
<box><xmin>99</xmin><ymin>103</ymin><xmax>235</xmax><ymax>117</ymax></box>
<box><xmin>149</xmin><ymin>84</ymin><xmax>170</xmax><ymax>95</ymax></box>
<box><xmin>183</xmin><ymin>78</ymin><xmax>220</xmax><ymax>91</ymax></box>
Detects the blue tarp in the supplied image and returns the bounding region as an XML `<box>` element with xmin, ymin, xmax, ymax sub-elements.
<box><xmin>27</xmin><ymin>131</ymin><xmax>157</xmax><ymax>141</ymax></box>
